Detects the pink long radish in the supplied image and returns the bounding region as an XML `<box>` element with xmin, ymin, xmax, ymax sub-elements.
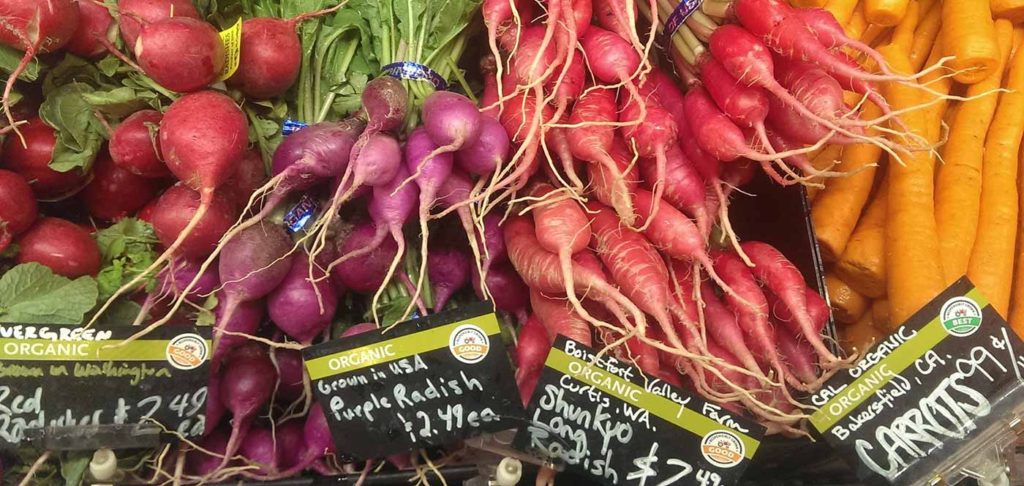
<box><xmin>587</xmin><ymin>202</ymin><xmax>692</xmax><ymax>352</ymax></box>
<box><xmin>619</xmin><ymin>94</ymin><xmax>679</xmax><ymax>230</ymax></box>
<box><xmin>580</xmin><ymin>27</ymin><xmax>646</xmax><ymax>124</ymax></box>
<box><xmin>589</xmin><ymin>137</ymin><xmax>640</xmax><ymax>218</ymax></box>
<box><xmin>741</xmin><ymin>241</ymin><xmax>842</xmax><ymax>365</ymax></box>
<box><xmin>529</xmin><ymin>290</ymin><xmax>593</xmax><ymax>346</ymax></box>
<box><xmin>515</xmin><ymin>316</ymin><xmax>551</xmax><ymax>405</ymax></box>
<box><xmin>568</xmin><ymin>87</ymin><xmax>636</xmax><ymax>223</ymax></box>
<box><xmin>775</xmin><ymin>325</ymin><xmax>819</xmax><ymax>384</ymax></box>
<box><xmin>529</xmin><ymin>182</ymin><xmax>606</xmax><ymax>330</ymax></box>
<box><xmin>0</xmin><ymin>0</ymin><xmax>79</xmax><ymax>131</ymax></box>
<box><xmin>504</xmin><ymin>215</ymin><xmax>648</xmax><ymax>332</ymax></box>
<box><xmin>638</xmin><ymin>144</ymin><xmax>709</xmax><ymax>235</ymax></box>
<box><xmin>699</xmin><ymin>281</ymin><xmax>766</xmax><ymax>379</ymax></box>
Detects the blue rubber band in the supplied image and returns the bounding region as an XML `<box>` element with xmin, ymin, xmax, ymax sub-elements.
<box><xmin>381</xmin><ymin>61</ymin><xmax>449</xmax><ymax>90</ymax></box>
<box><xmin>282</xmin><ymin>118</ymin><xmax>308</xmax><ymax>136</ymax></box>
<box><xmin>662</xmin><ymin>0</ymin><xmax>704</xmax><ymax>45</ymax></box>
<box><xmin>283</xmin><ymin>194</ymin><xmax>319</xmax><ymax>234</ymax></box>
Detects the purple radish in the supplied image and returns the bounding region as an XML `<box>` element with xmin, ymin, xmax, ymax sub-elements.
<box><xmin>274</xmin><ymin>348</ymin><xmax>305</xmax><ymax>403</ymax></box>
<box><xmin>455</xmin><ymin>115</ymin><xmax>510</xmax><ymax>176</ymax></box>
<box><xmin>480</xmin><ymin>213</ymin><xmax>507</xmax><ymax>277</ymax></box>
<box><xmin>272</xmin><ymin>402</ymin><xmax>334</xmax><ymax>477</ymax></box>
<box><xmin>212</xmin><ymin>298</ymin><xmax>265</xmax><ymax>370</ymax></box>
<box><xmin>330</xmin><ymin>221</ymin><xmax>400</xmax><ymax>294</ymax></box>
<box><xmin>328</xmin><ymin>132</ymin><xmax>403</xmax><ymax>210</ymax></box>
<box><xmin>239</xmin><ymin>425</ymin><xmax>277</xmax><ymax>475</ymax></box>
<box><xmin>327</xmin><ymin>165</ymin><xmax>418</xmax><ymax>282</ymax></box>
<box><xmin>405</xmin><ymin>128</ymin><xmax>455</xmax><ymax>315</ymax></box>
<box><xmin>204</xmin><ymin>369</ymin><xmax>226</xmax><ymax>435</ymax></box>
<box><xmin>342</xmin><ymin>322</ymin><xmax>379</xmax><ymax>337</ymax></box>
<box><xmin>429</xmin><ymin>244</ymin><xmax>471</xmax><ymax>312</ymax></box>
<box><xmin>214</xmin><ymin>223</ymin><xmax>294</xmax><ymax>354</ymax></box>
<box><xmin>276</xmin><ymin>420</ymin><xmax>306</xmax><ymax>470</ymax></box>
<box><xmin>436</xmin><ymin>170</ymin><xmax>485</xmax><ymax>275</ymax></box>
<box><xmin>268</xmin><ymin>251</ymin><xmax>338</xmax><ymax>344</ymax></box>
<box><xmin>421</xmin><ymin>91</ymin><xmax>483</xmax><ymax>159</ymax></box>
<box><xmin>187</xmin><ymin>427</ymin><xmax>230</xmax><ymax>476</ymax></box>
<box><xmin>218</xmin><ymin>344</ymin><xmax>278</xmax><ymax>471</ymax></box>
<box><xmin>473</xmin><ymin>261</ymin><xmax>529</xmax><ymax>321</ymax></box>
<box><xmin>361</xmin><ymin>76</ymin><xmax>410</xmax><ymax>134</ymax></box>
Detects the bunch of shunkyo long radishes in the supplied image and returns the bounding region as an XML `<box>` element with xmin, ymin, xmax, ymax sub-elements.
<box><xmin>472</xmin><ymin>0</ymin><xmax>952</xmax><ymax>434</ymax></box>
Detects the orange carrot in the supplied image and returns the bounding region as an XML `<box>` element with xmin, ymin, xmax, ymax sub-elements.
<box><xmin>992</xmin><ymin>0</ymin><xmax>1024</xmax><ymax>22</ymax></box>
<box><xmin>967</xmin><ymin>32</ymin><xmax>1024</xmax><ymax>318</ymax></box>
<box><xmin>879</xmin><ymin>43</ymin><xmax>945</xmax><ymax>326</ymax></box>
<box><xmin>865</xmin><ymin>0</ymin><xmax>910</xmax><ymax>26</ymax></box>
<box><xmin>836</xmin><ymin>175</ymin><xmax>888</xmax><ymax>299</ymax></box>
<box><xmin>936</xmin><ymin>20</ymin><xmax>1014</xmax><ymax>286</ymax></box>
<box><xmin>825</xmin><ymin>272</ymin><xmax>870</xmax><ymax>324</ymax></box>
<box><xmin>942</xmin><ymin>0</ymin><xmax>1001</xmax><ymax>84</ymax></box>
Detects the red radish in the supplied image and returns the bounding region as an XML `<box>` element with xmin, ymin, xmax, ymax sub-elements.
<box><xmin>504</xmin><ymin>215</ymin><xmax>648</xmax><ymax>331</ymax></box>
<box><xmin>593</xmin><ymin>0</ymin><xmax>638</xmax><ymax>41</ymax></box>
<box><xmin>331</xmin><ymin>221</ymin><xmax>400</xmax><ymax>294</ymax></box>
<box><xmin>117</xmin><ymin>0</ymin><xmax>200</xmax><ymax>47</ymax></box>
<box><xmin>0</xmin><ymin>0</ymin><xmax>79</xmax><ymax>129</ymax></box>
<box><xmin>455</xmin><ymin>115</ymin><xmax>509</xmax><ymax>176</ymax></box>
<box><xmin>1</xmin><ymin>117</ymin><xmax>88</xmax><ymax>200</ymax></box>
<box><xmin>66</xmin><ymin>0</ymin><xmax>114</xmax><ymax>59</ymax></box>
<box><xmin>218</xmin><ymin>344</ymin><xmax>278</xmax><ymax>472</ymax></box>
<box><xmin>529</xmin><ymin>290</ymin><xmax>593</xmax><ymax>346</ymax></box>
<box><xmin>268</xmin><ymin>251</ymin><xmax>339</xmax><ymax>345</ymax></box>
<box><xmin>149</xmin><ymin>184</ymin><xmax>237</xmax><ymax>260</ymax></box>
<box><xmin>0</xmin><ymin>169</ymin><xmax>37</xmax><ymax>253</ymax></box>
<box><xmin>82</xmin><ymin>152</ymin><xmax>161</xmax><ymax>221</ymax></box>
<box><xmin>138</xmin><ymin>198</ymin><xmax>158</xmax><ymax>223</ymax></box>
<box><xmin>16</xmin><ymin>217</ymin><xmax>100</xmax><ymax>278</ymax></box>
<box><xmin>273</xmin><ymin>348</ymin><xmax>305</xmax><ymax>403</ymax></box>
<box><xmin>135</xmin><ymin>17</ymin><xmax>225</xmax><ymax>93</ymax></box>
<box><xmin>515</xmin><ymin>316</ymin><xmax>550</xmax><ymax>405</ymax></box>
<box><xmin>568</xmin><ymin>88</ymin><xmax>636</xmax><ymax>223</ymax></box>
<box><xmin>94</xmin><ymin>91</ymin><xmax>249</xmax><ymax>320</ymax></box>
<box><xmin>741</xmin><ymin>241</ymin><xmax>841</xmax><ymax>364</ymax></box>
<box><xmin>228</xmin><ymin>5</ymin><xmax>348</xmax><ymax>99</ymax></box>
<box><xmin>109</xmin><ymin>109</ymin><xmax>168</xmax><ymax>179</ymax></box>
<box><xmin>429</xmin><ymin>243</ymin><xmax>471</xmax><ymax>313</ymax></box>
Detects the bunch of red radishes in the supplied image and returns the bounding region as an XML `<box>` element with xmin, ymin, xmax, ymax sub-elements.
<box><xmin>471</xmin><ymin>0</ymin><xmax>899</xmax><ymax>434</ymax></box>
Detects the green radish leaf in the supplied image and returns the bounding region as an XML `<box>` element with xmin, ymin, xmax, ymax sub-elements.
<box><xmin>38</xmin><ymin>83</ymin><xmax>104</xmax><ymax>173</ymax></box>
<box><xmin>0</xmin><ymin>263</ymin><xmax>98</xmax><ymax>325</ymax></box>
<box><xmin>0</xmin><ymin>45</ymin><xmax>43</xmax><ymax>82</ymax></box>
<box><xmin>94</xmin><ymin>218</ymin><xmax>159</xmax><ymax>300</ymax></box>
<box><xmin>82</xmin><ymin>86</ymin><xmax>152</xmax><ymax>120</ymax></box>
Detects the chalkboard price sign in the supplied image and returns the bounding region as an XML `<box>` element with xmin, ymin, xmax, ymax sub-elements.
<box><xmin>514</xmin><ymin>336</ymin><xmax>764</xmax><ymax>486</ymax></box>
<box><xmin>0</xmin><ymin>325</ymin><xmax>211</xmax><ymax>448</ymax></box>
<box><xmin>303</xmin><ymin>303</ymin><xmax>523</xmax><ymax>459</ymax></box>
<box><xmin>809</xmin><ymin>278</ymin><xmax>1024</xmax><ymax>485</ymax></box>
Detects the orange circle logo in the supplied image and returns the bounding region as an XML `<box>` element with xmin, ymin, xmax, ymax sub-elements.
<box><xmin>449</xmin><ymin>325</ymin><xmax>490</xmax><ymax>364</ymax></box>
<box><xmin>166</xmin><ymin>334</ymin><xmax>208</xmax><ymax>370</ymax></box>
<box><xmin>701</xmin><ymin>430</ymin><xmax>744</xmax><ymax>469</ymax></box>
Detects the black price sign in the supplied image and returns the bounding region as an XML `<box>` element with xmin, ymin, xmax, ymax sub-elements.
<box><xmin>0</xmin><ymin>325</ymin><xmax>211</xmax><ymax>447</ymax></box>
<box><xmin>514</xmin><ymin>336</ymin><xmax>764</xmax><ymax>486</ymax></box>
<box><xmin>303</xmin><ymin>304</ymin><xmax>523</xmax><ymax>459</ymax></box>
<box><xmin>809</xmin><ymin>278</ymin><xmax>1024</xmax><ymax>484</ymax></box>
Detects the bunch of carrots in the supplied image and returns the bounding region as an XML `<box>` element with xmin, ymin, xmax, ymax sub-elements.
<box><xmin>797</xmin><ymin>0</ymin><xmax>1024</xmax><ymax>351</ymax></box>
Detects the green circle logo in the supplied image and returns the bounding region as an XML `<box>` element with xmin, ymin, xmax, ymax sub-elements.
<box><xmin>940</xmin><ymin>297</ymin><xmax>983</xmax><ymax>337</ymax></box>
